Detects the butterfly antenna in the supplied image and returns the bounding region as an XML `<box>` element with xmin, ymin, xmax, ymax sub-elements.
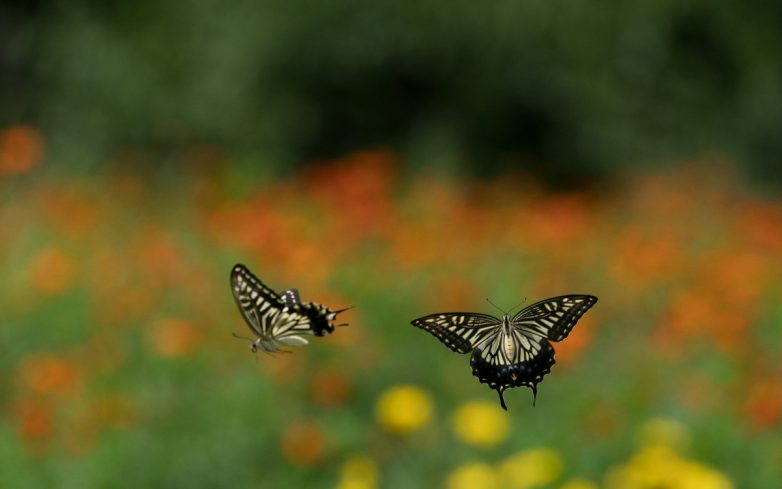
<box><xmin>485</xmin><ymin>298</ymin><xmax>508</xmax><ymax>315</ymax></box>
<box><xmin>232</xmin><ymin>332</ymin><xmax>254</xmax><ymax>342</ymax></box>
<box><xmin>508</xmin><ymin>297</ymin><xmax>528</xmax><ymax>315</ymax></box>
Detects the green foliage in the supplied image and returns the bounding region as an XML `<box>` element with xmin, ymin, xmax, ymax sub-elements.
<box><xmin>2</xmin><ymin>0</ymin><xmax>782</xmax><ymax>184</ymax></box>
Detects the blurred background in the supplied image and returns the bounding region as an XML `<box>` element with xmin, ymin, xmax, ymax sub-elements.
<box><xmin>1</xmin><ymin>1</ymin><xmax>781</xmax><ymax>488</ymax></box>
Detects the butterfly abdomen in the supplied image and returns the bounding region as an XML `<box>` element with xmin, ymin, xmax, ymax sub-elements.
<box><xmin>302</xmin><ymin>303</ymin><xmax>336</xmax><ymax>336</ymax></box>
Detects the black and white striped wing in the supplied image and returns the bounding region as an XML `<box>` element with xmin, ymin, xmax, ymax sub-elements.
<box><xmin>281</xmin><ymin>288</ymin><xmax>302</xmax><ymax>310</ymax></box>
<box><xmin>511</xmin><ymin>295</ymin><xmax>598</xmax><ymax>341</ymax></box>
<box><xmin>231</xmin><ymin>264</ymin><xmax>286</xmax><ymax>337</ymax></box>
<box><xmin>411</xmin><ymin>313</ymin><xmax>501</xmax><ymax>354</ymax></box>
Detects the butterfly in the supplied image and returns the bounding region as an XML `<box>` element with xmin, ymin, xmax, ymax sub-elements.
<box><xmin>230</xmin><ymin>264</ymin><xmax>352</xmax><ymax>353</ymax></box>
<box><xmin>411</xmin><ymin>295</ymin><xmax>597</xmax><ymax>410</ymax></box>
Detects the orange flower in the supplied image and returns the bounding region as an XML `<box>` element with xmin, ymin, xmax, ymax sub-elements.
<box><xmin>659</xmin><ymin>285</ymin><xmax>754</xmax><ymax>354</ymax></box>
<box><xmin>524</xmin><ymin>194</ymin><xmax>595</xmax><ymax>249</ymax></box>
<box><xmin>17</xmin><ymin>354</ymin><xmax>83</xmax><ymax>397</ymax></box>
<box><xmin>35</xmin><ymin>185</ymin><xmax>100</xmax><ymax>236</ymax></box>
<box><xmin>388</xmin><ymin>224</ymin><xmax>441</xmax><ymax>268</ymax></box>
<box><xmin>132</xmin><ymin>226</ymin><xmax>188</xmax><ymax>289</ymax></box>
<box><xmin>698</xmin><ymin>249</ymin><xmax>766</xmax><ymax>308</ymax></box>
<box><xmin>734</xmin><ymin>200</ymin><xmax>782</xmax><ymax>256</ymax></box>
<box><xmin>280</xmin><ymin>421</ymin><xmax>327</xmax><ymax>466</ymax></box>
<box><xmin>0</xmin><ymin>124</ymin><xmax>44</xmax><ymax>176</ymax></box>
<box><xmin>301</xmin><ymin>148</ymin><xmax>398</xmax><ymax>243</ymax></box>
<box><xmin>12</xmin><ymin>398</ymin><xmax>53</xmax><ymax>444</ymax></box>
<box><xmin>742</xmin><ymin>378</ymin><xmax>782</xmax><ymax>432</ymax></box>
<box><xmin>147</xmin><ymin>318</ymin><xmax>201</xmax><ymax>358</ymax></box>
<box><xmin>310</xmin><ymin>369</ymin><xmax>353</xmax><ymax>408</ymax></box>
<box><xmin>28</xmin><ymin>247</ymin><xmax>75</xmax><ymax>295</ymax></box>
<box><xmin>611</xmin><ymin>227</ymin><xmax>684</xmax><ymax>293</ymax></box>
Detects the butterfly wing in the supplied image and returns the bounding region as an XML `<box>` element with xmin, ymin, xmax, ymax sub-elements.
<box><xmin>511</xmin><ymin>295</ymin><xmax>598</xmax><ymax>341</ymax></box>
<box><xmin>411</xmin><ymin>313</ymin><xmax>501</xmax><ymax>354</ymax></box>
<box><xmin>281</xmin><ymin>288</ymin><xmax>302</xmax><ymax>310</ymax></box>
<box><xmin>231</xmin><ymin>264</ymin><xmax>286</xmax><ymax>338</ymax></box>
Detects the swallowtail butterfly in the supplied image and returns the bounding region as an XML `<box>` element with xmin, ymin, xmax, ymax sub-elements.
<box><xmin>230</xmin><ymin>264</ymin><xmax>351</xmax><ymax>353</ymax></box>
<box><xmin>411</xmin><ymin>295</ymin><xmax>597</xmax><ymax>410</ymax></box>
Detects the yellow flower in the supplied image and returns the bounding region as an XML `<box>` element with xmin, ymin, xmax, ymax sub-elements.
<box><xmin>375</xmin><ymin>385</ymin><xmax>433</xmax><ymax>434</ymax></box>
<box><xmin>559</xmin><ymin>478</ymin><xmax>599</xmax><ymax>489</ymax></box>
<box><xmin>335</xmin><ymin>455</ymin><xmax>378</xmax><ymax>489</ymax></box>
<box><xmin>604</xmin><ymin>443</ymin><xmax>734</xmax><ymax>489</ymax></box>
<box><xmin>636</xmin><ymin>417</ymin><xmax>691</xmax><ymax>451</ymax></box>
<box><xmin>446</xmin><ymin>462</ymin><xmax>499</xmax><ymax>489</ymax></box>
<box><xmin>451</xmin><ymin>400</ymin><xmax>509</xmax><ymax>447</ymax></box>
<box><xmin>498</xmin><ymin>447</ymin><xmax>564</xmax><ymax>488</ymax></box>
<box><xmin>676</xmin><ymin>461</ymin><xmax>733</xmax><ymax>489</ymax></box>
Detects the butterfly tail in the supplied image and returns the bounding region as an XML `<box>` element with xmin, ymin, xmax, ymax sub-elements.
<box><xmin>498</xmin><ymin>388</ymin><xmax>508</xmax><ymax>411</ymax></box>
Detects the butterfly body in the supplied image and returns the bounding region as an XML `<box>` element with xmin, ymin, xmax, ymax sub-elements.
<box><xmin>230</xmin><ymin>264</ymin><xmax>350</xmax><ymax>353</ymax></box>
<box><xmin>412</xmin><ymin>295</ymin><xmax>597</xmax><ymax>410</ymax></box>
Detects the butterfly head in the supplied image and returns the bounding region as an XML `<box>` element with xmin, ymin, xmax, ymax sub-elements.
<box><xmin>233</xmin><ymin>332</ymin><xmax>263</xmax><ymax>354</ymax></box>
<box><xmin>502</xmin><ymin>314</ymin><xmax>512</xmax><ymax>329</ymax></box>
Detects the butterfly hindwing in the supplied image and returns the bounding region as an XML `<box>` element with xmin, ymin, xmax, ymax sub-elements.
<box><xmin>470</xmin><ymin>333</ymin><xmax>555</xmax><ymax>410</ymax></box>
<box><xmin>281</xmin><ymin>288</ymin><xmax>302</xmax><ymax>310</ymax></box>
<box><xmin>411</xmin><ymin>313</ymin><xmax>502</xmax><ymax>354</ymax></box>
<box><xmin>512</xmin><ymin>295</ymin><xmax>598</xmax><ymax>341</ymax></box>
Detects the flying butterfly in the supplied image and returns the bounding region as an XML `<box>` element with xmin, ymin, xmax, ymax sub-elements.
<box><xmin>230</xmin><ymin>264</ymin><xmax>352</xmax><ymax>353</ymax></box>
<box><xmin>411</xmin><ymin>295</ymin><xmax>597</xmax><ymax>410</ymax></box>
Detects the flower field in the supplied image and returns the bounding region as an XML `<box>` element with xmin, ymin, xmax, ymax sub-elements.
<box><xmin>1</xmin><ymin>131</ymin><xmax>781</xmax><ymax>488</ymax></box>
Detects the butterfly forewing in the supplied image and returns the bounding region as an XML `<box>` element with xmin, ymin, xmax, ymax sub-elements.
<box><xmin>411</xmin><ymin>313</ymin><xmax>501</xmax><ymax>354</ymax></box>
<box><xmin>512</xmin><ymin>295</ymin><xmax>597</xmax><ymax>341</ymax></box>
<box><xmin>231</xmin><ymin>264</ymin><xmax>286</xmax><ymax>337</ymax></box>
